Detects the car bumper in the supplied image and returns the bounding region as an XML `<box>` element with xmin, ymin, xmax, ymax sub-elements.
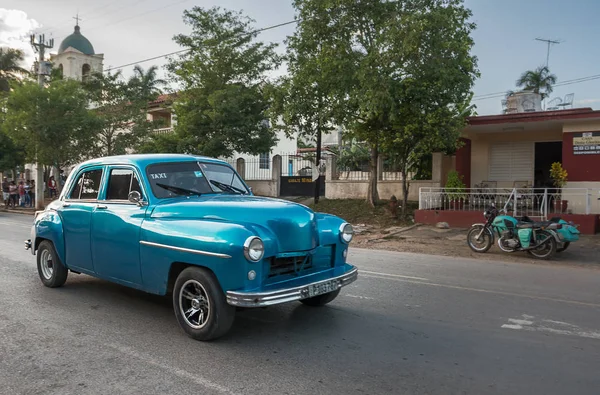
<box><xmin>226</xmin><ymin>265</ymin><xmax>358</xmax><ymax>308</ymax></box>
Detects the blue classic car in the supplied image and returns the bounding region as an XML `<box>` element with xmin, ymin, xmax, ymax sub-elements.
<box><xmin>25</xmin><ymin>154</ymin><xmax>358</xmax><ymax>340</ymax></box>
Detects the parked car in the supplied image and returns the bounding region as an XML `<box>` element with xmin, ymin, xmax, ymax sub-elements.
<box><xmin>25</xmin><ymin>154</ymin><xmax>358</xmax><ymax>340</ymax></box>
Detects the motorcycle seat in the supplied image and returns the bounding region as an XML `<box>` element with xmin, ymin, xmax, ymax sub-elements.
<box><xmin>517</xmin><ymin>221</ymin><xmax>551</xmax><ymax>229</ymax></box>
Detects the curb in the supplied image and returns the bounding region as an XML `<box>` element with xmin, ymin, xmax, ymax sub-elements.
<box><xmin>0</xmin><ymin>209</ymin><xmax>35</xmax><ymax>216</ymax></box>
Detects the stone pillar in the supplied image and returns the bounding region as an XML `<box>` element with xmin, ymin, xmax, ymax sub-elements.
<box><xmin>272</xmin><ymin>155</ymin><xmax>282</xmax><ymax>197</ymax></box>
<box><xmin>236</xmin><ymin>158</ymin><xmax>245</xmax><ymax>180</ymax></box>
<box><xmin>326</xmin><ymin>155</ymin><xmax>337</xmax><ymax>181</ymax></box>
<box><xmin>432</xmin><ymin>152</ymin><xmax>443</xmax><ymax>183</ymax></box>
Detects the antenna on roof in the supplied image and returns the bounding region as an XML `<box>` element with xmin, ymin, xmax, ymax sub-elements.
<box><xmin>535</xmin><ymin>38</ymin><xmax>561</xmax><ymax>68</ymax></box>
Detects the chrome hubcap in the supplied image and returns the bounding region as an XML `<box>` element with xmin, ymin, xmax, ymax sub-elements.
<box><xmin>179</xmin><ymin>280</ymin><xmax>210</xmax><ymax>329</ymax></box>
<box><xmin>39</xmin><ymin>249</ymin><xmax>54</xmax><ymax>280</ymax></box>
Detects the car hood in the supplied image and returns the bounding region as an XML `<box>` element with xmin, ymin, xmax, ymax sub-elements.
<box><xmin>150</xmin><ymin>195</ymin><xmax>318</xmax><ymax>252</ymax></box>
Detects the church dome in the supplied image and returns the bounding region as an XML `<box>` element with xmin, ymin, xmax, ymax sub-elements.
<box><xmin>58</xmin><ymin>25</ymin><xmax>95</xmax><ymax>55</ymax></box>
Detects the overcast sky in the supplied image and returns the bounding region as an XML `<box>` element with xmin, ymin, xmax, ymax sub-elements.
<box><xmin>2</xmin><ymin>0</ymin><xmax>600</xmax><ymax>115</ymax></box>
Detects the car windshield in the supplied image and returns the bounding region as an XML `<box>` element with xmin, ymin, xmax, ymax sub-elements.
<box><xmin>146</xmin><ymin>161</ymin><xmax>248</xmax><ymax>199</ymax></box>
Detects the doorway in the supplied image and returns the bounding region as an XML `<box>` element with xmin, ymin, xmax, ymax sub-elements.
<box><xmin>534</xmin><ymin>142</ymin><xmax>562</xmax><ymax>188</ymax></box>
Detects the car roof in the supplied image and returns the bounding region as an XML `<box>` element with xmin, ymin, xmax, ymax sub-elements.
<box><xmin>77</xmin><ymin>154</ymin><xmax>230</xmax><ymax>169</ymax></box>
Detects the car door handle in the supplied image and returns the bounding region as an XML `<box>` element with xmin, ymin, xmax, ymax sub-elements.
<box><xmin>96</xmin><ymin>205</ymin><xmax>108</xmax><ymax>210</ymax></box>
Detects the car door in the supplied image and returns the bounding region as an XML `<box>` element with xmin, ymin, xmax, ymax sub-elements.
<box><xmin>59</xmin><ymin>166</ymin><xmax>105</xmax><ymax>273</ymax></box>
<box><xmin>91</xmin><ymin>166</ymin><xmax>148</xmax><ymax>285</ymax></box>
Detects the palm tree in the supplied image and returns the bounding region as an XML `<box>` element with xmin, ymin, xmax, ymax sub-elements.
<box><xmin>516</xmin><ymin>66</ymin><xmax>557</xmax><ymax>99</ymax></box>
<box><xmin>128</xmin><ymin>65</ymin><xmax>166</xmax><ymax>100</ymax></box>
<box><xmin>0</xmin><ymin>48</ymin><xmax>30</xmax><ymax>92</ymax></box>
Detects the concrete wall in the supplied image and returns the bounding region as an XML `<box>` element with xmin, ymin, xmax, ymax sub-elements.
<box><xmin>246</xmin><ymin>180</ymin><xmax>279</xmax><ymax>197</ymax></box>
<box><xmin>469</xmin><ymin>129</ymin><xmax>563</xmax><ymax>188</ymax></box>
<box><xmin>563</xmin><ymin>182</ymin><xmax>600</xmax><ymax>214</ymax></box>
<box><xmin>325</xmin><ymin>180</ymin><xmax>440</xmax><ymax>201</ymax></box>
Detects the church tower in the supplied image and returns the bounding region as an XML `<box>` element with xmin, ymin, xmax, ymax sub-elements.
<box><xmin>50</xmin><ymin>21</ymin><xmax>103</xmax><ymax>81</ymax></box>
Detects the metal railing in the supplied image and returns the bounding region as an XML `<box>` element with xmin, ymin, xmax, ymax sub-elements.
<box><xmin>153</xmin><ymin>127</ymin><xmax>173</xmax><ymax>135</ymax></box>
<box><xmin>418</xmin><ymin>187</ymin><xmax>598</xmax><ymax>218</ymax></box>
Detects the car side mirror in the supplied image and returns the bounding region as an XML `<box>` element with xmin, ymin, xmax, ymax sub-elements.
<box><xmin>128</xmin><ymin>191</ymin><xmax>145</xmax><ymax>206</ymax></box>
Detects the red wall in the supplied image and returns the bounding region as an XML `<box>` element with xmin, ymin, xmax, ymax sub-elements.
<box><xmin>562</xmin><ymin>132</ymin><xmax>600</xmax><ymax>181</ymax></box>
<box><xmin>455</xmin><ymin>138</ymin><xmax>472</xmax><ymax>187</ymax></box>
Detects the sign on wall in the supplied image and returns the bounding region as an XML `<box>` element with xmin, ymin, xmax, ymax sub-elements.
<box><xmin>280</xmin><ymin>176</ymin><xmax>325</xmax><ymax>196</ymax></box>
<box><xmin>573</xmin><ymin>132</ymin><xmax>600</xmax><ymax>155</ymax></box>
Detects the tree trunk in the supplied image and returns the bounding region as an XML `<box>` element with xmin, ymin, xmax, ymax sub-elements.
<box><xmin>314</xmin><ymin>109</ymin><xmax>322</xmax><ymax>204</ymax></box>
<box><xmin>401</xmin><ymin>167</ymin><xmax>410</xmax><ymax>217</ymax></box>
<box><xmin>366</xmin><ymin>142</ymin><xmax>379</xmax><ymax>207</ymax></box>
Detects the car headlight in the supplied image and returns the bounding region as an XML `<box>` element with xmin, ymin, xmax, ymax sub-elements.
<box><xmin>339</xmin><ymin>223</ymin><xmax>354</xmax><ymax>244</ymax></box>
<box><xmin>243</xmin><ymin>236</ymin><xmax>264</xmax><ymax>262</ymax></box>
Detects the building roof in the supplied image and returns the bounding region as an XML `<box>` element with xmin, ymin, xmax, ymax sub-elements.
<box><xmin>77</xmin><ymin>154</ymin><xmax>228</xmax><ymax>169</ymax></box>
<box><xmin>467</xmin><ymin>108</ymin><xmax>600</xmax><ymax>126</ymax></box>
<box><xmin>58</xmin><ymin>25</ymin><xmax>95</xmax><ymax>55</ymax></box>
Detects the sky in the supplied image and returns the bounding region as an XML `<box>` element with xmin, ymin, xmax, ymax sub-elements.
<box><xmin>2</xmin><ymin>0</ymin><xmax>600</xmax><ymax>115</ymax></box>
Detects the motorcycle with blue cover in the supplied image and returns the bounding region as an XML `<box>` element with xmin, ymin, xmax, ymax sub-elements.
<box><xmin>467</xmin><ymin>203</ymin><xmax>561</xmax><ymax>260</ymax></box>
<box><xmin>519</xmin><ymin>215</ymin><xmax>580</xmax><ymax>253</ymax></box>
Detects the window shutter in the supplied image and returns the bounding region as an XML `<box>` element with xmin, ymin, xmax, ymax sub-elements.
<box><xmin>488</xmin><ymin>142</ymin><xmax>533</xmax><ymax>181</ymax></box>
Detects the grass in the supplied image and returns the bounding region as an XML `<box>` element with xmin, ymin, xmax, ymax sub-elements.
<box><xmin>307</xmin><ymin>198</ymin><xmax>417</xmax><ymax>228</ymax></box>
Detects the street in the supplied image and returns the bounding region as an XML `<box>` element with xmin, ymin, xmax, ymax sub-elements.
<box><xmin>0</xmin><ymin>212</ymin><xmax>599</xmax><ymax>395</ymax></box>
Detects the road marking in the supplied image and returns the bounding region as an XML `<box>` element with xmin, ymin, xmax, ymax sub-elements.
<box><xmin>360</xmin><ymin>270</ymin><xmax>429</xmax><ymax>281</ymax></box>
<box><xmin>361</xmin><ymin>273</ymin><xmax>600</xmax><ymax>308</ymax></box>
<box><xmin>344</xmin><ymin>294</ymin><xmax>375</xmax><ymax>300</ymax></box>
<box><xmin>107</xmin><ymin>343</ymin><xmax>240</xmax><ymax>395</ymax></box>
<box><xmin>501</xmin><ymin>314</ymin><xmax>600</xmax><ymax>340</ymax></box>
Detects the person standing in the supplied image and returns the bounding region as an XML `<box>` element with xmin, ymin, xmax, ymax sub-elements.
<box><xmin>2</xmin><ymin>177</ymin><xmax>9</xmax><ymax>207</ymax></box>
<box><xmin>8</xmin><ymin>181</ymin><xmax>18</xmax><ymax>208</ymax></box>
<box><xmin>18</xmin><ymin>181</ymin><xmax>25</xmax><ymax>207</ymax></box>
<box><xmin>48</xmin><ymin>176</ymin><xmax>57</xmax><ymax>199</ymax></box>
<box><xmin>24</xmin><ymin>180</ymin><xmax>31</xmax><ymax>207</ymax></box>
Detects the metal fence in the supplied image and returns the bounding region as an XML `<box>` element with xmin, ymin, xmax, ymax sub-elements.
<box><xmin>418</xmin><ymin>187</ymin><xmax>600</xmax><ymax>218</ymax></box>
<box><xmin>224</xmin><ymin>152</ymin><xmax>328</xmax><ymax>181</ymax></box>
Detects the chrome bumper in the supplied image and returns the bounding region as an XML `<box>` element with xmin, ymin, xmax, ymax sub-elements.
<box><xmin>226</xmin><ymin>266</ymin><xmax>358</xmax><ymax>308</ymax></box>
<box><xmin>25</xmin><ymin>239</ymin><xmax>32</xmax><ymax>251</ymax></box>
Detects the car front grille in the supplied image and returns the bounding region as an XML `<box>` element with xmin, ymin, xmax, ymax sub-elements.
<box><xmin>268</xmin><ymin>254</ymin><xmax>313</xmax><ymax>277</ymax></box>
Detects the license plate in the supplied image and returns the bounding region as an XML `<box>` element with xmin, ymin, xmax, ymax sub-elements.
<box><xmin>307</xmin><ymin>280</ymin><xmax>339</xmax><ymax>298</ymax></box>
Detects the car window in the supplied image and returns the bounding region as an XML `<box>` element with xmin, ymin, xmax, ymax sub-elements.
<box><xmin>199</xmin><ymin>162</ymin><xmax>248</xmax><ymax>193</ymax></box>
<box><xmin>146</xmin><ymin>162</ymin><xmax>214</xmax><ymax>199</ymax></box>
<box><xmin>69</xmin><ymin>169</ymin><xmax>103</xmax><ymax>200</ymax></box>
<box><xmin>106</xmin><ymin>169</ymin><xmax>142</xmax><ymax>201</ymax></box>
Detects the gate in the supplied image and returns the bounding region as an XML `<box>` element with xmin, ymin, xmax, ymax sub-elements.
<box><xmin>280</xmin><ymin>176</ymin><xmax>325</xmax><ymax>197</ymax></box>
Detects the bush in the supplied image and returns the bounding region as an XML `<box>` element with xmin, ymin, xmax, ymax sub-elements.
<box><xmin>445</xmin><ymin>170</ymin><xmax>466</xmax><ymax>200</ymax></box>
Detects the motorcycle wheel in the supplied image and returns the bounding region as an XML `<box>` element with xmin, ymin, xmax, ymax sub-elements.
<box><xmin>527</xmin><ymin>230</ymin><xmax>557</xmax><ymax>260</ymax></box>
<box><xmin>467</xmin><ymin>225</ymin><xmax>493</xmax><ymax>253</ymax></box>
<box><xmin>556</xmin><ymin>242</ymin><xmax>570</xmax><ymax>253</ymax></box>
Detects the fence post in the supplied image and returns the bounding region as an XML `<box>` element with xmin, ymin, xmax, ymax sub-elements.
<box><xmin>236</xmin><ymin>158</ymin><xmax>245</xmax><ymax>180</ymax></box>
<box><xmin>377</xmin><ymin>155</ymin><xmax>384</xmax><ymax>181</ymax></box>
<box><xmin>542</xmin><ymin>188</ymin><xmax>548</xmax><ymax>220</ymax></box>
<box><xmin>419</xmin><ymin>187</ymin><xmax>423</xmax><ymax>210</ymax></box>
<box><xmin>272</xmin><ymin>155</ymin><xmax>282</xmax><ymax>197</ymax></box>
<box><xmin>431</xmin><ymin>152</ymin><xmax>442</xmax><ymax>183</ymax></box>
<box><xmin>586</xmin><ymin>189</ymin><xmax>591</xmax><ymax>215</ymax></box>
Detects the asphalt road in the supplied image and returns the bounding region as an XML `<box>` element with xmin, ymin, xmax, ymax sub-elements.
<box><xmin>0</xmin><ymin>212</ymin><xmax>599</xmax><ymax>395</ymax></box>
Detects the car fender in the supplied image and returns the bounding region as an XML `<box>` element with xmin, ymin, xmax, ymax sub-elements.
<box><xmin>33</xmin><ymin>210</ymin><xmax>66</xmax><ymax>266</ymax></box>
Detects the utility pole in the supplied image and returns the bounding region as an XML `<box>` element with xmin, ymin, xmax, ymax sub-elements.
<box><xmin>535</xmin><ymin>38</ymin><xmax>561</xmax><ymax>68</ymax></box>
<box><xmin>30</xmin><ymin>33</ymin><xmax>54</xmax><ymax>210</ymax></box>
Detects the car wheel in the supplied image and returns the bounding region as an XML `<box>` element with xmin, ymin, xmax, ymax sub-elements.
<box><xmin>173</xmin><ymin>267</ymin><xmax>235</xmax><ymax>341</ymax></box>
<box><xmin>300</xmin><ymin>289</ymin><xmax>341</xmax><ymax>307</ymax></box>
<box><xmin>37</xmin><ymin>240</ymin><xmax>68</xmax><ymax>288</ymax></box>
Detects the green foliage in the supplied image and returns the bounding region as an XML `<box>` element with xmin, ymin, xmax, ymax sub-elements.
<box><xmin>516</xmin><ymin>66</ymin><xmax>557</xmax><ymax>99</ymax></box>
<box><xmin>550</xmin><ymin>162</ymin><xmax>568</xmax><ymax>188</ymax></box>
<box><xmin>143</xmin><ymin>6</ymin><xmax>280</xmax><ymax>158</ymax></box>
<box><xmin>127</xmin><ymin>65</ymin><xmax>165</xmax><ymax>101</ymax></box>
<box><xmin>2</xmin><ymin>80</ymin><xmax>97</xmax><ymax>169</ymax></box>
<box><xmin>445</xmin><ymin>170</ymin><xmax>466</xmax><ymax>200</ymax></box>
<box><xmin>83</xmin><ymin>70</ymin><xmax>159</xmax><ymax>156</ymax></box>
<box><xmin>0</xmin><ymin>48</ymin><xmax>30</xmax><ymax>92</ymax></box>
<box><xmin>333</xmin><ymin>143</ymin><xmax>370</xmax><ymax>171</ymax></box>
<box><xmin>290</xmin><ymin>0</ymin><xmax>479</xmax><ymax>210</ymax></box>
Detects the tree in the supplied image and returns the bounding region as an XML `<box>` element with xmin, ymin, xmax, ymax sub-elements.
<box><xmin>2</xmin><ymin>80</ymin><xmax>97</xmax><ymax>171</ymax></box>
<box><xmin>290</xmin><ymin>0</ymin><xmax>478</xmax><ymax>210</ymax></box>
<box><xmin>267</xmin><ymin>8</ymin><xmax>339</xmax><ymax>203</ymax></box>
<box><xmin>516</xmin><ymin>66</ymin><xmax>557</xmax><ymax>99</ymax></box>
<box><xmin>142</xmin><ymin>6</ymin><xmax>280</xmax><ymax>158</ymax></box>
<box><xmin>84</xmin><ymin>70</ymin><xmax>158</xmax><ymax>156</ymax></box>
<box><xmin>128</xmin><ymin>65</ymin><xmax>166</xmax><ymax>101</ymax></box>
<box><xmin>0</xmin><ymin>48</ymin><xmax>29</xmax><ymax>92</ymax></box>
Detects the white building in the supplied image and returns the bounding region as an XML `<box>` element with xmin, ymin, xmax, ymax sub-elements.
<box><xmin>49</xmin><ymin>23</ymin><xmax>104</xmax><ymax>81</ymax></box>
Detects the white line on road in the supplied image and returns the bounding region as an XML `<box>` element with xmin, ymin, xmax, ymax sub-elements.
<box><xmin>360</xmin><ymin>273</ymin><xmax>600</xmax><ymax>308</ymax></box>
<box><xmin>107</xmin><ymin>343</ymin><xmax>240</xmax><ymax>395</ymax></box>
<box><xmin>344</xmin><ymin>294</ymin><xmax>375</xmax><ymax>300</ymax></box>
<box><xmin>501</xmin><ymin>314</ymin><xmax>600</xmax><ymax>340</ymax></box>
<box><xmin>360</xmin><ymin>270</ymin><xmax>429</xmax><ymax>281</ymax></box>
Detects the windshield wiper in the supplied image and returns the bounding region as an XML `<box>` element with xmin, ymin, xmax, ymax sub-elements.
<box><xmin>209</xmin><ymin>180</ymin><xmax>246</xmax><ymax>195</ymax></box>
<box><xmin>156</xmin><ymin>183</ymin><xmax>202</xmax><ymax>196</ymax></box>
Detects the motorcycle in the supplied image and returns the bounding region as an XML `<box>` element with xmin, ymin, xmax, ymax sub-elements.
<box><xmin>520</xmin><ymin>216</ymin><xmax>580</xmax><ymax>253</ymax></box>
<box><xmin>467</xmin><ymin>204</ymin><xmax>561</xmax><ymax>260</ymax></box>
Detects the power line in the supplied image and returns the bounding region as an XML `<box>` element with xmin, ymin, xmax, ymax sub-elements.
<box><xmin>103</xmin><ymin>19</ymin><xmax>300</xmax><ymax>72</ymax></box>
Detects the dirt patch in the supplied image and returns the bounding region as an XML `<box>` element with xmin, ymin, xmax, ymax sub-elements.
<box><xmin>353</xmin><ymin>224</ymin><xmax>600</xmax><ymax>269</ymax></box>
